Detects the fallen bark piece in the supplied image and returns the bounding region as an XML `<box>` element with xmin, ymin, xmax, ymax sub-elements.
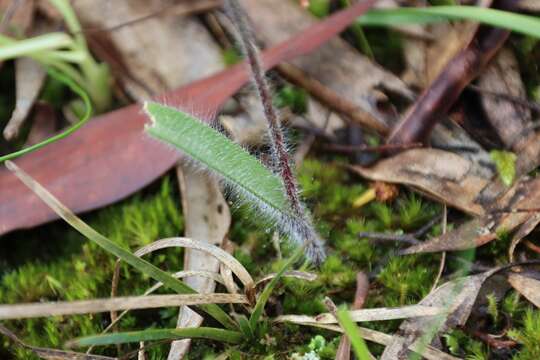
<box><xmin>351</xmin><ymin>148</ymin><xmax>488</xmax><ymax>216</ymax></box>
<box><xmin>403</xmin><ymin>176</ymin><xmax>540</xmax><ymax>254</ymax></box>
<box><xmin>0</xmin><ymin>0</ymin><xmax>375</xmax><ymax>235</ymax></box>
<box><xmin>171</xmin><ymin>166</ymin><xmax>231</xmax><ymax>359</ymax></box>
<box><xmin>508</xmin><ymin>273</ymin><xmax>540</xmax><ymax>308</ymax></box>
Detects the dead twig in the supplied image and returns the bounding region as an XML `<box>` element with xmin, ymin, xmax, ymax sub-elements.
<box><xmin>277</xmin><ymin>62</ymin><xmax>390</xmax><ymax>134</ymax></box>
<box><xmin>468</xmin><ymin>84</ymin><xmax>540</xmax><ymax>112</ymax></box>
<box><xmin>321</xmin><ymin>142</ymin><xmax>421</xmax><ymax>154</ymax></box>
<box><xmin>386</xmin><ymin>0</ymin><xmax>517</xmax><ymax>147</ymax></box>
<box><xmin>335</xmin><ymin>273</ymin><xmax>370</xmax><ymax>360</ymax></box>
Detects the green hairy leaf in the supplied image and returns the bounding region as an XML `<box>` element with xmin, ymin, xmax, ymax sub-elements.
<box><xmin>144</xmin><ymin>102</ymin><xmax>289</xmax><ymax>218</ymax></box>
<box><xmin>359</xmin><ymin>6</ymin><xmax>540</xmax><ymax>39</ymax></box>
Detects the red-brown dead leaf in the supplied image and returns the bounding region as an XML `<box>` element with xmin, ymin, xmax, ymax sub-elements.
<box><xmin>0</xmin><ymin>0</ymin><xmax>376</xmax><ymax>235</ymax></box>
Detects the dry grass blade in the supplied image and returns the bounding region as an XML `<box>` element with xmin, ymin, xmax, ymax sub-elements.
<box><xmin>287</xmin><ymin>323</ymin><xmax>459</xmax><ymax>360</ymax></box>
<box><xmin>254</xmin><ymin>270</ymin><xmax>317</xmax><ymax>287</ymax></box>
<box><xmin>5</xmin><ymin>160</ymin><xmax>236</xmax><ymax>329</ymax></box>
<box><xmin>98</xmin><ymin>271</ymin><xmax>226</xmax><ymax>341</ymax></box>
<box><xmin>133</xmin><ymin>237</ymin><xmax>253</xmax><ymax>289</ymax></box>
<box><xmin>0</xmin><ymin>293</ymin><xmax>247</xmax><ymax>320</ymax></box>
<box><xmin>274</xmin><ymin>304</ymin><xmax>446</xmax><ymax>324</ymax></box>
<box><xmin>0</xmin><ymin>324</ymin><xmax>116</xmax><ymax>360</ymax></box>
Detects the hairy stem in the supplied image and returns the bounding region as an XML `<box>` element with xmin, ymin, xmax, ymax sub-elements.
<box><xmin>224</xmin><ymin>0</ymin><xmax>325</xmax><ymax>262</ymax></box>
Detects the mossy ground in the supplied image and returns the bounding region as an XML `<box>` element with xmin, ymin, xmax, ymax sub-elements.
<box><xmin>1</xmin><ymin>158</ymin><xmax>539</xmax><ymax>359</ymax></box>
<box><xmin>1</xmin><ymin>4</ymin><xmax>540</xmax><ymax>358</ymax></box>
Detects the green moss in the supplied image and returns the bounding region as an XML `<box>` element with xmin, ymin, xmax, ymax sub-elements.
<box><xmin>509</xmin><ymin>309</ymin><xmax>540</xmax><ymax>360</ymax></box>
<box><xmin>1</xmin><ymin>157</ymin><xmax>531</xmax><ymax>359</ymax></box>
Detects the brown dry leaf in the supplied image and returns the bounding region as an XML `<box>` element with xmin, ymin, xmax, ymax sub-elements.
<box><xmin>171</xmin><ymin>166</ymin><xmax>231</xmax><ymax>359</ymax></box>
<box><xmin>508</xmin><ymin>214</ymin><xmax>540</xmax><ymax>262</ymax></box>
<box><xmin>3</xmin><ymin>58</ymin><xmax>47</xmax><ymax>140</ymax></box>
<box><xmin>72</xmin><ymin>0</ymin><xmax>224</xmax><ymax>98</ymax></box>
<box><xmin>0</xmin><ymin>0</ymin><xmax>34</xmax><ymax>36</ymax></box>
<box><xmin>237</xmin><ymin>0</ymin><xmax>414</xmax><ymax>126</ymax></box>
<box><xmin>403</xmin><ymin>176</ymin><xmax>540</xmax><ymax>254</ymax></box>
<box><xmin>402</xmin><ymin>22</ymin><xmax>474</xmax><ymax>89</ymax></box>
<box><xmin>477</xmin><ymin>48</ymin><xmax>531</xmax><ymax>149</ymax></box>
<box><xmin>508</xmin><ymin>273</ymin><xmax>540</xmax><ymax>308</ymax></box>
<box><xmin>0</xmin><ymin>324</ymin><xmax>115</xmax><ymax>360</ymax></box>
<box><xmin>0</xmin><ymin>293</ymin><xmax>247</xmax><ymax>320</ymax></box>
<box><xmin>380</xmin><ymin>269</ymin><xmax>498</xmax><ymax>359</ymax></box>
<box><xmin>351</xmin><ymin>148</ymin><xmax>488</xmax><ymax>215</ymax></box>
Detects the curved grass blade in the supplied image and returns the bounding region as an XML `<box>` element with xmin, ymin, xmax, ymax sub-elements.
<box><xmin>133</xmin><ymin>237</ymin><xmax>254</xmax><ymax>289</ymax></box>
<box><xmin>0</xmin><ymin>68</ymin><xmax>92</xmax><ymax>163</ymax></box>
<box><xmin>359</xmin><ymin>6</ymin><xmax>540</xmax><ymax>38</ymax></box>
<box><xmin>5</xmin><ymin>161</ymin><xmax>237</xmax><ymax>331</ymax></box>
<box><xmin>68</xmin><ymin>327</ymin><xmax>243</xmax><ymax>348</ymax></box>
<box><xmin>144</xmin><ymin>102</ymin><xmax>289</xmax><ymax>219</ymax></box>
<box><xmin>249</xmin><ymin>246</ymin><xmax>304</xmax><ymax>330</ymax></box>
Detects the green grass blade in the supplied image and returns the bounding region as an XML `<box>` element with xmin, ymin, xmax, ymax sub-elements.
<box><xmin>144</xmin><ymin>102</ymin><xmax>289</xmax><ymax>218</ymax></box>
<box><xmin>5</xmin><ymin>162</ymin><xmax>237</xmax><ymax>331</ymax></box>
<box><xmin>249</xmin><ymin>246</ymin><xmax>304</xmax><ymax>330</ymax></box>
<box><xmin>336</xmin><ymin>307</ymin><xmax>372</xmax><ymax>360</ymax></box>
<box><xmin>0</xmin><ymin>68</ymin><xmax>91</xmax><ymax>163</ymax></box>
<box><xmin>68</xmin><ymin>327</ymin><xmax>243</xmax><ymax>347</ymax></box>
<box><xmin>0</xmin><ymin>33</ymin><xmax>73</xmax><ymax>60</ymax></box>
<box><xmin>358</xmin><ymin>6</ymin><xmax>540</xmax><ymax>38</ymax></box>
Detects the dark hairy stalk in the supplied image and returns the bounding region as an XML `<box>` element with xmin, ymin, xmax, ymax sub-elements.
<box><xmin>225</xmin><ymin>0</ymin><xmax>326</xmax><ymax>262</ymax></box>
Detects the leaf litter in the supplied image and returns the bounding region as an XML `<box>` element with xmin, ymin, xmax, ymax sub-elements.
<box><xmin>2</xmin><ymin>0</ymin><xmax>540</xmax><ymax>359</ymax></box>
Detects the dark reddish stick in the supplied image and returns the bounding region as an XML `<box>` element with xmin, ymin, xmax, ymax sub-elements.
<box><xmin>386</xmin><ymin>0</ymin><xmax>517</xmax><ymax>147</ymax></box>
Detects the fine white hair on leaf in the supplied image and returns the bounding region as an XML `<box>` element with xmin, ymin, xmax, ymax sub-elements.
<box><xmin>144</xmin><ymin>101</ymin><xmax>326</xmax><ymax>264</ymax></box>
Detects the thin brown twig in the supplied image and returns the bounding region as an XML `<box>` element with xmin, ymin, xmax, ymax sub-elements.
<box><xmin>277</xmin><ymin>62</ymin><xmax>390</xmax><ymax>134</ymax></box>
<box><xmin>358</xmin><ymin>232</ymin><xmax>421</xmax><ymax>245</ymax></box>
<box><xmin>321</xmin><ymin>142</ymin><xmax>422</xmax><ymax>154</ymax></box>
<box><xmin>468</xmin><ymin>84</ymin><xmax>540</xmax><ymax>112</ymax></box>
<box><xmin>524</xmin><ymin>240</ymin><xmax>540</xmax><ymax>255</ymax></box>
